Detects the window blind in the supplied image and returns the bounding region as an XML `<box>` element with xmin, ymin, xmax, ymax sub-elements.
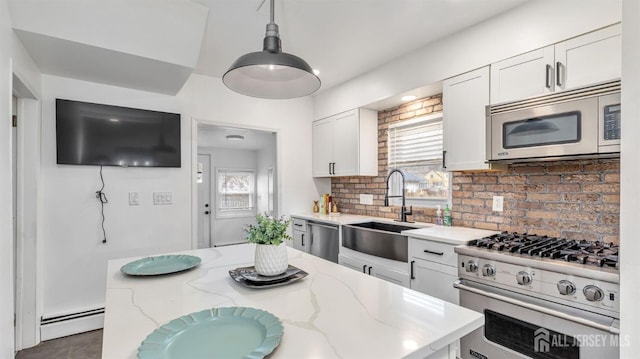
<box><xmin>388</xmin><ymin>114</ymin><xmax>443</xmax><ymax>168</ymax></box>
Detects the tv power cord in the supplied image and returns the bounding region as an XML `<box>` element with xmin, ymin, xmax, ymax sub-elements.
<box><xmin>96</xmin><ymin>166</ymin><xmax>108</xmax><ymax>244</ymax></box>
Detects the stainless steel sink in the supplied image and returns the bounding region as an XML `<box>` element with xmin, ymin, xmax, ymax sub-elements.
<box><xmin>342</xmin><ymin>221</ymin><xmax>423</xmax><ymax>262</ymax></box>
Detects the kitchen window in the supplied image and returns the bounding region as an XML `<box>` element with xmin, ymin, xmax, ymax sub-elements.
<box><xmin>388</xmin><ymin>113</ymin><xmax>450</xmax><ymax>206</ymax></box>
<box><xmin>216</xmin><ymin>169</ymin><xmax>256</xmax><ymax>218</ymax></box>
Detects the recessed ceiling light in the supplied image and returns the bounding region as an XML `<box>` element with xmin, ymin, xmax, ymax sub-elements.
<box><xmin>401</xmin><ymin>95</ymin><xmax>416</xmax><ymax>102</ymax></box>
<box><xmin>313</xmin><ymin>69</ymin><xmax>320</xmax><ymax>76</ymax></box>
<box><xmin>109</xmin><ymin>118</ymin><xmax>120</xmax><ymax>122</ymax></box>
<box><xmin>226</xmin><ymin>135</ymin><xmax>244</xmax><ymax>141</ymax></box>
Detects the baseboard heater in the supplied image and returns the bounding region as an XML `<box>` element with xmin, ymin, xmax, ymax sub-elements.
<box><xmin>40</xmin><ymin>308</ymin><xmax>105</xmax><ymax>341</ymax></box>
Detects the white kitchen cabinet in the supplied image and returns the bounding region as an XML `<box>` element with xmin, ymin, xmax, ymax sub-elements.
<box><xmin>339</xmin><ymin>253</ymin><xmax>409</xmax><ymax>287</ymax></box>
<box><xmin>411</xmin><ymin>260</ymin><xmax>459</xmax><ymax>304</ymax></box>
<box><xmin>554</xmin><ymin>23</ymin><xmax>621</xmax><ymax>92</ymax></box>
<box><xmin>443</xmin><ymin>66</ymin><xmax>501</xmax><ymax>171</ymax></box>
<box><xmin>408</xmin><ymin>237</ymin><xmax>460</xmax><ymax>304</ymax></box>
<box><xmin>490</xmin><ymin>24</ymin><xmax>621</xmax><ymax>104</ymax></box>
<box><xmin>292</xmin><ymin>217</ymin><xmax>308</xmax><ymax>252</ymax></box>
<box><xmin>312</xmin><ymin>108</ymin><xmax>378</xmax><ymax>177</ymax></box>
<box><xmin>490</xmin><ymin>46</ymin><xmax>555</xmax><ymax>104</ymax></box>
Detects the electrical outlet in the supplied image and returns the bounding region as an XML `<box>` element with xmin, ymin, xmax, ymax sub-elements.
<box><xmin>129</xmin><ymin>192</ymin><xmax>140</xmax><ymax>205</ymax></box>
<box><xmin>492</xmin><ymin>195</ymin><xmax>504</xmax><ymax>212</ymax></box>
<box><xmin>360</xmin><ymin>194</ymin><xmax>373</xmax><ymax>205</ymax></box>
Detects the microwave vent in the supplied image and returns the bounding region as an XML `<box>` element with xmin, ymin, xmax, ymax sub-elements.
<box><xmin>488</xmin><ymin>80</ymin><xmax>621</xmax><ymax>115</ymax></box>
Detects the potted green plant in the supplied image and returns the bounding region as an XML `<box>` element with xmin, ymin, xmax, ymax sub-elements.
<box><xmin>244</xmin><ymin>213</ymin><xmax>292</xmax><ymax>276</ymax></box>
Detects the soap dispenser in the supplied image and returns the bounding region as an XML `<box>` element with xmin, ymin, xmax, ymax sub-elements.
<box><xmin>436</xmin><ymin>205</ymin><xmax>443</xmax><ymax>225</ymax></box>
<box><xmin>443</xmin><ymin>204</ymin><xmax>452</xmax><ymax>227</ymax></box>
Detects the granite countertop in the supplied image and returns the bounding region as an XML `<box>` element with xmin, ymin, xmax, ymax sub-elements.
<box><xmin>102</xmin><ymin>244</ymin><xmax>483</xmax><ymax>358</ymax></box>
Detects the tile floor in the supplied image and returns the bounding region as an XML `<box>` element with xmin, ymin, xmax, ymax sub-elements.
<box><xmin>15</xmin><ymin>330</ymin><xmax>103</xmax><ymax>359</ymax></box>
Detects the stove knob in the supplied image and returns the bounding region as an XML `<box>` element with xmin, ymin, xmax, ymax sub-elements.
<box><xmin>482</xmin><ymin>264</ymin><xmax>495</xmax><ymax>277</ymax></box>
<box><xmin>466</xmin><ymin>261</ymin><xmax>478</xmax><ymax>273</ymax></box>
<box><xmin>557</xmin><ymin>280</ymin><xmax>576</xmax><ymax>295</ymax></box>
<box><xmin>516</xmin><ymin>271</ymin><xmax>532</xmax><ymax>285</ymax></box>
<box><xmin>583</xmin><ymin>285</ymin><xmax>604</xmax><ymax>302</ymax></box>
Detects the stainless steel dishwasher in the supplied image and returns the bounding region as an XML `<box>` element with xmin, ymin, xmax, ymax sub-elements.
<box><xmin>307</xmin><ymin>221</ymin><xmax>339</xmax><ymax>263</ymax></box>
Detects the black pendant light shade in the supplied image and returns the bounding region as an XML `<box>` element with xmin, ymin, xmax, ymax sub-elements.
<box><xmin>223</xmin><ymin>0</ymin><xmax>320</xmax><ymax>99</ymax></box>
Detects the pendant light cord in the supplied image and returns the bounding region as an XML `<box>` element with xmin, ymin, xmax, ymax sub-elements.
<box><xmin>270</xmin><ymin>0</ymin><xmax>275</xmax><ymax>24</ymax></box>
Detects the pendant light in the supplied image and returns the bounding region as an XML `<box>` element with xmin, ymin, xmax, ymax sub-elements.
<box><xmin>223</xmin><ymin>0</ymin><xmax>321</xmax><ymax>99</ymax></box>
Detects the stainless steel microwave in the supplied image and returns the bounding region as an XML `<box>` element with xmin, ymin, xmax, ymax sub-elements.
<box><xmin>486</xmin><ymin>80</ymin><xmax>621</xmax><ymax>162</ymax></box>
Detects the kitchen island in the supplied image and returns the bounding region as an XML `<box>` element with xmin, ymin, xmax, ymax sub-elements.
<box><xmin>102</xmin><ymin>244</ymin><xmax>483</xmax><ymax>358</ymax></box>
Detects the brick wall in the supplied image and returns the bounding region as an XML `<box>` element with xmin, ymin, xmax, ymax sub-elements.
<box><xmin>452</xmin><ymin>159</ymin><xmax>620</xmax><ymax>243</ymax></box>
<box><xmin>330</xmin><ymin>96</ymin><xmax>620</xmax><ymax>243</ymax></box>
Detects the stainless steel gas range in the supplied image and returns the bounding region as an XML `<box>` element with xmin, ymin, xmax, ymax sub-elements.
<box><xmin>454</xmin><ymin>232</ymin><xmax>620</xmax><ymax>359</ymax></box>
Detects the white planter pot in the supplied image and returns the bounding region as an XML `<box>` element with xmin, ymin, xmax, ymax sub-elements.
<box><xmin>254</xmin><ymin>243</ymin><xmax>288</xmax><ymax>276</ymax></box>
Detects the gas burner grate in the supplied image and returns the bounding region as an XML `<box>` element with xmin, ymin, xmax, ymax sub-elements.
<box><xmin>469</xmin><ymin>232</ymin><xmax>619</xmax><ymax>268</ymax></box>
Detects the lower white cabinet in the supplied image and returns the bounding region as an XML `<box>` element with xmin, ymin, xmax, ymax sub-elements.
<box><xmin>339</xmin><ymin>254</ymin><xmax>410</xmax><ymax>287</ymax></box>
<box><xmin>409</xmin><ymin>237</ymin><xmax>460</xmax><ymax>304</ymax></box>
<box><xmin>410</xmin><ymin>259</ymin><xmax>459</xmax><ymax>305</ymax></box>
<box><xmin>292</xmin><ymin>217</ymin><xmax>308</xmax><ymax>252</ymax></box>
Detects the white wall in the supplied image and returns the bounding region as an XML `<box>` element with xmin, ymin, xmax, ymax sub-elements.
<box><xmin>313</xmin><ymin>0</ymin><xmax>621</xmax><ymax>119</ymax></box>
<box><xmin>620</xmin><ymin>0</ymin><xmax>640</xmax><ymax>355</ymax></box>
<box><xmin>39</xmin><ymin>75</ymin><xmax>191</xmax><ymax>317</ymax></box>
<box><xmin>199</xmin><ymin>147</ymin><xmax>257</xmax><ymax>247</ymax></box>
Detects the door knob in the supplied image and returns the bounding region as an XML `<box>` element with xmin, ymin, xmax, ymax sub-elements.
<box><xmin>205</xmin><ymin>203</ymin><xmax>209</xmax><ymax>208</ymax></box>
<box><xmin>204</xmin><ymin>211</ymin><xmax>210</xmax><ymax>215</ymax></box>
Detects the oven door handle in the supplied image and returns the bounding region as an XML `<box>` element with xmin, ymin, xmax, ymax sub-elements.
<box><xmin>454</xmin><ymin>280</ymin><xmax>620</xmax><ymax>335</ymax></box>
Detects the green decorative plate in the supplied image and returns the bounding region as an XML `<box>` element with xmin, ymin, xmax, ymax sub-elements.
<box><xmin>137</xmin><ymin>307</ymin><xmax>284</xmax><ymax>359</ymax></box>
<box><xmin>120</xmin><ymin>255</ymin><xmax>201</xmax><ymax>276</ymax></box>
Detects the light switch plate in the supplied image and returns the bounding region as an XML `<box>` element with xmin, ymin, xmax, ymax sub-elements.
<box><xmin>129</xmin><ymin>192</ymin><xmax>140</xmax><ymax>205</ymax></box>
<box><xmin>153</xmin><ymin>192</ymin><xmax>173</xmax><ymax>205</ymax></box>
<box><xmin>360</xmin><ymin>194</ymin><xmax>374</xmax><ymax>205</ymax></box>
<box><xmin>492</xmin><ymin>195</ymin><xmax>504</xmax><ymax>212</ymax></box>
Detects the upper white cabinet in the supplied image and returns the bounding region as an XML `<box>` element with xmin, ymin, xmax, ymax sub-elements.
<box><xmin>443</xmin><ymin>66</ymin><xmax>494</xmax><ymax>171</ymax></box>
<box><xmin>555</xmin><ymin>24</ymin><xmax>621</xmax><ymax>92</ymax></box>
<box><xmin>490</xmin><ymin>24</ymin><xmax>621</xmax><ymax>104</ymax></box>
<box><xmin>312</xmin><ymin>108</ymin><xmax>378</xmax><ymax>177</ymax></box>
<box><xmin>490</xmin><ymin>46</ymin><xmax>555</xmax><ymax>104</ymax></box>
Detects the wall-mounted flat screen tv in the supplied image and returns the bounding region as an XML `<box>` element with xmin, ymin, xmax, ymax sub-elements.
<box><xmin>56</xmin><ymin>99</ymin><xmax>181</xmax><ymax>167</ymax></box>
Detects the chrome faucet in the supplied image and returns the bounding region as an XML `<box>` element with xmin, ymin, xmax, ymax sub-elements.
<box><xmin>384</xmin><ymin>169</ymin><xmax>413</xmax><ymax>223</ymax></box>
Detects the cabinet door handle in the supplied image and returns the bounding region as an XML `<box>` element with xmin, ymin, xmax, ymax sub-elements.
<box><xmin>556</xmin><ymin>61</ymin><xmax>563</xmax><ymax>87</ymax></box>
<box><xmin>362</xmin><ymin>264</ymin><xmax>367</xmax><ymax>273</ymax></box>
<box><xmin>332</xmin><ymin>162</ymin><xmax>336</xmax><ymax>175</ymax></box>
<box><xmin>301</xmin><ymin>234</ymin><xmax>304</xmax><ymax>246</ymax></box>
<box><xmin>294</xmin><ymin>223</ymin><xmax>303</xmax><ymax>227</ymax></box>
<box><xmin>368</xmin><ymin>266</ymin><xmax>372</xmax><ymax>275</ymax></box>
<box><xmin>410</xmin><ymin>260</ymin><xmax>415</xmax><ymax>280</ymax></box>
<box><xmin>442</xmin><ymin>150</ymin><xmax>447</xmax><ymax>169</ymax></box>
<box><xmin>424</xmin><ymin>249</ymin><xmax>444</xmax><ymax>256</ymax></box>
<box><xmin>545</xmin><ymin>64</ymin><xmax>553</xmax><ymax>89</ymax></box>
<box><xmin>329</xmin><ymin>162</ymin><xmax>332</xmax><ymax>175</ymax></box>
